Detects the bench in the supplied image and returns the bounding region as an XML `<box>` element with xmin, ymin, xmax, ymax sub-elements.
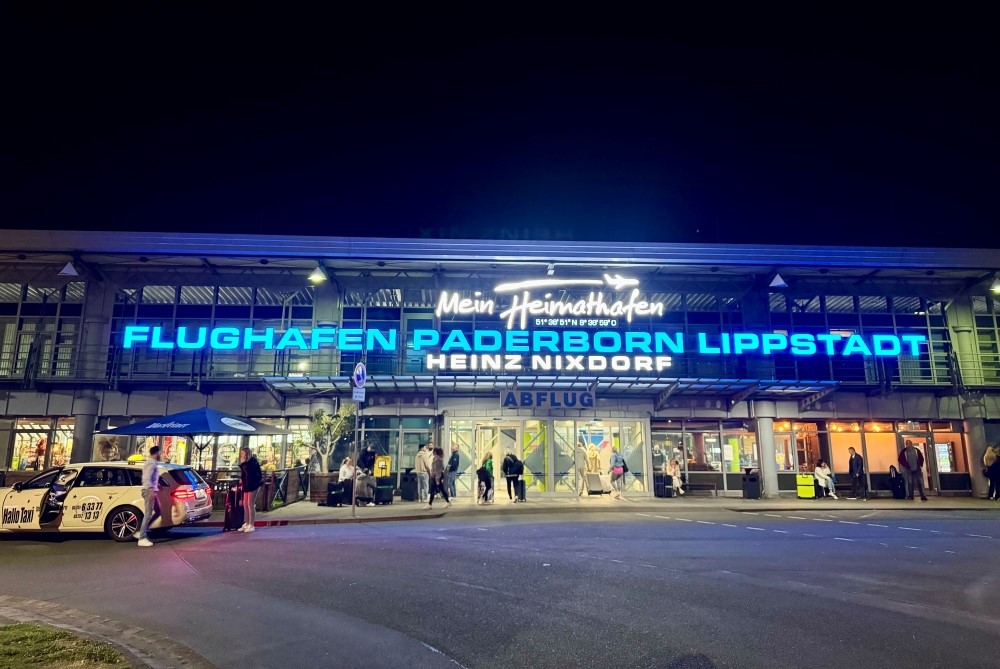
<box><xmin>683</xmin><ymin>482</ymin><xmax>717</xmax><ymax>497</ymax></box>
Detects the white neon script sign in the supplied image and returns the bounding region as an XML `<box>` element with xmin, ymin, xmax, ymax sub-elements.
<box><xmin>435</xmin><ymin>274</ymin><xmax>665</xmax><ymax>329</ymax></box>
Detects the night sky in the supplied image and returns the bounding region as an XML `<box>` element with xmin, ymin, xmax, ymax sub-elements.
<box><xmin>3</xmin><ymin>6</ymin><xmax>997</xmax><ymax>248</ymax></box>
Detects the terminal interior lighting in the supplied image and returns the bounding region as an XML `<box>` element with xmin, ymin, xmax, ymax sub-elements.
<box><xmin>546</xmin><ymin>263</ymin><xmax>555</xmax><ymax>276</ymax></box>
<box><xmin>991</xmin><ymin>277</ymin><xmax>1000</xmax><ymax>294</ymax></box>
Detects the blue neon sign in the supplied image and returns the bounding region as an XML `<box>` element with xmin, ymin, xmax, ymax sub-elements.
<box><xmin>121</xmin><ymin>325</ymin><xmax>926</xmax><ymax>358</ymax></box>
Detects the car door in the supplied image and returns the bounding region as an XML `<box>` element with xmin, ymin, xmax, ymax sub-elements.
<box><xmin>61</xmin><ymin>467</ymin><xmax>132</xmax><ymax>530</ymax></box>
<box><xmin>1</xmin><ymin>469</ymin><xmax>61</xmax><ymax>530</ymax></box>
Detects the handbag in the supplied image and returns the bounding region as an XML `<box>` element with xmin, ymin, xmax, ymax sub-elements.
<box><xmin>622</xmin><ymin>460</ymin><xmax>629</xmax><ymax>474</ymax></box>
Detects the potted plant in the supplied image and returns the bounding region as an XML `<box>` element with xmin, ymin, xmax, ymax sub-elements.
<box><xmin>307</xmin><ymin>403</ymin><xmax>356</xmax><ymax>502</ymax></box>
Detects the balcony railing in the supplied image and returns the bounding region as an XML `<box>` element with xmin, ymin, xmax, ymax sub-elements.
<box><xmin>2</xmin><ymin>340</ymin><xmax>996</xmax><ymax>390</ymax></box>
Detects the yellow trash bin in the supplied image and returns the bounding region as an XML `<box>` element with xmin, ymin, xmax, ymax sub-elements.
<box><xmin>796</xmin><ymin>473</ymin><xmax>816</xmax><ymax>499</ymax></box>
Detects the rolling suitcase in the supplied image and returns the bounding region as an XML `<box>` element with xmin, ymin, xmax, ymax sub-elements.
<box><xmin>890</xmin><ymin>468</ymin><xmax>907</xmax><ymax>499</ymax></box>
<box><xmin>515</xmin><ymin>479</ymin><xmax>526</xmax><ymax>502</ymax></box>
<box><xmin>375</xmin><ymin>477</ymin><xmax>394</xmax><ymax>505</ymax></box>
<box><xmin>586</xmin><ymin>472</ymin><xmax>604</xmax><ymax>495</ymax></box>
<box><xmin>326</xmin><ymin>481</ymin><xmax>344</xmax><ymax>507</ymax></box>
<box><xmin>224</xmin><ymin>483</ymin><xmax>244</xmax><ymax>531</ymax></box>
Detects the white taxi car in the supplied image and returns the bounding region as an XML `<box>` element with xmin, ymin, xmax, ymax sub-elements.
<box><xmin>0</xmin><ymin>461</ymin><xmax>213</xmax><ymax>541</ymax></box>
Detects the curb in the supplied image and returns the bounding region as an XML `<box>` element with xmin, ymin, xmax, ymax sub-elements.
<box><xmin>0</xmin><ymin>595</ymin><xmax>219</xmax><ymax>669</ymax></box>
<box><xmin>191</xmin><ymin>499</ymin><xmax>998</xmax><ymax>528</ymax></box>
<box><xmin>196</xmin><ymin>511</ymin><xmax>447</xmax><ymax>528</ymax></box>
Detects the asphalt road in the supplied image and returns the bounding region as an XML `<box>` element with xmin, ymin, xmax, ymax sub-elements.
<box><xmin>2</xmin><ymin>507</ymin><xmax>999</xmax><ymax>669</ymax></box>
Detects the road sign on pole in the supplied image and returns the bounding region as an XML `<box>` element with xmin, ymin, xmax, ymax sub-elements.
<box><xmin>352</xmin><ymin>387</ymin><xmax>366</xmax><ymax>402</ymax></box>
<box><xmin>353</xmin><ymin>362</ymin><xmax>367</xmax><ymax>388</ymax></box>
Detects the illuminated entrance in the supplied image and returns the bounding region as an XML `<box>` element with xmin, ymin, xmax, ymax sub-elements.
<box><xmin>447</xmin><ymin>418</ymin><xmax>647</xmax><ymax>497</ymax></box>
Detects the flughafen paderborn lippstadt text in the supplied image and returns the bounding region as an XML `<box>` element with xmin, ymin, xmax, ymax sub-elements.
<box><xmin>1</xmin><ymin>228</ymin><xmax>999</xmax><ymax>503</ymax></box>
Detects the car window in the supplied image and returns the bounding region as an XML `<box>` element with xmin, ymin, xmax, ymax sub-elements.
<box><xmin>20</xmin><ymin>469</ymin><xmax>61</xmax><ymax>490</ymax></box>
<box><xmin>77</xmin><ymin>467</ymin><xmax>131</xmax><ymax>487</ymax></box>
<box><xmin>127</xmin><ymin>469</ymin><xmax>143</xmax><ymax>486</ymax></box>
<box><xmin>166</xmin><ymin>468</ymin><xmax>207</xmax><ymax>487</ymax></box>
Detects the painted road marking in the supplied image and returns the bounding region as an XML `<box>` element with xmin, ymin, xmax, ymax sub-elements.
<box><xmin>868</xmin><ymin>524</ymin><xmax>888</xmax><ymax>528</ymax></box>
<box><xmin>696</xmin><ymin>520</ymin><xmax>715</xmax><ymax>525</ymax></box>
<box><xmin>654</xmin><ymin>516</ymin><xmax>673</xmax><ymax>520</ymax></box>
<box><xmin>636</xmin><ymin>513</ymin><xmax>652</xmax><ymax>517</ymax></box>
<box><xmin>906</xmin><ymin>546</ymin><xmax>920</xmax><ymax>550</ymax></box>
<box><xmin>676</xmin><ymin>518</ymin><xmax>693</xmax><ymax>522</ymax></box>
<box><xmin>746</xmin><ymin>527</ymin><xmax>765</xmax><ymax>531</ymax></box>
<box><xmin>838</xmin><ymin>521</ymin><xmax>860</xmax><ymax>525</ymax></box>
<box><xmin>803</xmin><ymin>533</ymin><xmax>819</xmax><ymax>537</ymax></box>
<box><xmin>898</xmin><ymin>527</ymin><xmax>921</xmax><ymax>531</ymax></box>
<box><xmin>833</xmin><ymin>537</ymin><xmax>855</xmax><ymax>542</ymax></box>
<box><xmin>967</xmin><ymin>534</ymin><xmax>992</xmax><ymax>538</ymax></box>
<box><xmin>787</xmin><ymin>516</ymin><xmax>806</xmax><ymax>520</ymax></box>
<box><xmin>929</xmin><ymin>530</ymin><xmax>944</xmax><ymax>534</ymax></box>
<box><xmin>722</xmin><ymin>523</ymin><xmax>738</xmax><ymax>528</ymax></box>
<box><xmin>763</xmin><ymin>514</ymin><xmax>783</xmax><ymax>518</ymax></box>
<box><xmin>815</xmin><ymin>519</ymin><xmax>833</xmax><ymax>522</ymax></box>
<box><xmin>773</xmin><ymin>530</ymin><xmax>789</xmax><ymax>534</ymax></box>
<box><xmin>945</xmin><ymin>550</ymin><xmax>956</xmax><ymax>554</ymax></box>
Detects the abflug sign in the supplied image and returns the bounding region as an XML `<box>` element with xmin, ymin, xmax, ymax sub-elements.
<box><xmin>121</xmin><ymin>274</ymin><xmax>928</xmax><ymax>375</ymax></box>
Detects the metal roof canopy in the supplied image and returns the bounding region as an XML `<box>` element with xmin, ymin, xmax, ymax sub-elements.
<box><xmin>262</xmin><ymin>374</ymin><xmax>840</xmax><ymax>404</ymax></box>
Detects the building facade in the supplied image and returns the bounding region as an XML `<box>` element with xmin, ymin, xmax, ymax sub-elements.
<box><xmin>2</xmin><ymin>229</ymin><xmax>1000</xmax><ymax>498</ymax></box>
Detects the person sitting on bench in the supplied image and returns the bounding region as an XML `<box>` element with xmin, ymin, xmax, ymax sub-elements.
<box><xmin>814</xmin><ymin>459</ymin><xmax>838</xmax><ymax>499</ymax></box>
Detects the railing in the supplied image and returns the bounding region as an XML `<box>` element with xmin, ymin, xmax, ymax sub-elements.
<box><xmin>202</xmin><ymin>468</ymin><xmax>307</xmax><ymax>512</ymax></box>
<box><xmin>5</xmin><ymin>341</ymin><xmax>1000</xmax><ymax>389</ymax></box>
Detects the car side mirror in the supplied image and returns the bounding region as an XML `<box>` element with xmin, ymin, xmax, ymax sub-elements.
<box><xmin>13</xmin><ymin>482</ymin><xmax>22</xmax><ymax>492</ymax></box>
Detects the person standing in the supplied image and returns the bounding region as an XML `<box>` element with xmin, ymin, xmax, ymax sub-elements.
<box><xmin>848</xmin><ymin>447</ymin><xmax>867</xmax><ymax>500</ymax></box>
<box><xmin>239</xmin><ymin>446</ymin><xmax>263</xmax><ymax>532</ymax></box>
<box><xmin>447</xmin><ymin>444</ymin><xmax>461</xmax><ymax>499</ymax></box>
<box><xmin>501</xmin><ymin>450</ymin><xmax>523</xmax><ymax>503</ymax></box>
<box><xmin>575</xmin><ymin>441</ymin><xmax>588</xmax><ymax>496</ymax></box>
<box><xmin>414</xmin><ymin>443</ymin><xmax>430</xmax><ymax>503</ymax></box>
<box><xmin>423</xmin><ymin>447</ymin><xmax>453</xmax><ymax>510</ymax></box>
<box><xmin>898</xmin><ymin>440</ymin><xmax>928</xmax><ymax>501</ymax></box>
<box><xmin>609</xmin><ymin>446</ymin><xmax>625</xmax><ymax>499</ymax></box>
<box><xmin>477</xmin><ymin>452</ymin><xmax>494</xmax><ymax>504</ymax></box>
<box><xmin>358</xmin><ymin>444</ymin><xmax>377</xmax><ymax>475</ymax></box>
<box><xmin>134</xmin><ymin>445</ymin><xmax>162</xmax><ymax>547</ymax></box>
<box><xmin>983</xmin><ymin>445</ymin><xmax>1000</xmax><ymax>500</ymax></box>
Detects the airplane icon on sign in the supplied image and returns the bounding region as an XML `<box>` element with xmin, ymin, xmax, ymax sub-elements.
<box><xmin>603</xmin><ymin>274</ymin><xmax>639</xmax><ymax>291</ymax></box>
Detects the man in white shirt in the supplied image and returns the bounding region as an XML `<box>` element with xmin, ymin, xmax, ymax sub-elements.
<box><xmin>135</xmin><ymin>445</ymin><xmax>162</xmax><ymax>547</ymax></box>
<box><xmin>414</xmin><ymin>444</ymin><xmax>431</xmax><ymax>503</ymax></box>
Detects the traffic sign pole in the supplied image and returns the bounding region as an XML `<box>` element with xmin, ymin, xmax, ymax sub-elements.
<box><xmin>351</xmin><ymin>362</ymin><xmax>366</xmax><ymax>518</ymax></box>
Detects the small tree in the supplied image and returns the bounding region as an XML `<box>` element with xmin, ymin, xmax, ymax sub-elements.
<box><xmin>308</xmin><ymin>403</ymin><xmax>356</xmax><ymax>472</ymax></box>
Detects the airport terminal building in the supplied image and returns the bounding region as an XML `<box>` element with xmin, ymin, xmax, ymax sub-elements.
<box><xmin>2</xmin><ymin>229</ymin><xmax>999</xmax><ymax>499</ymax></box>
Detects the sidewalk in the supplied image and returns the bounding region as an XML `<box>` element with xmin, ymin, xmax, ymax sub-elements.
<box><xmin>201</xmin><ymin>494</ymin><xmax>1000</xmax><ymax>528</ymax></box>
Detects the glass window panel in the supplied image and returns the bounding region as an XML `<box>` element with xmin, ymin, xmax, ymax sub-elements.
<box><xmin>447</xmin><ymin>420</ymin><xmax>476</xmax><ymax>497</ymax></box>
<box><xmin>620</xmin><ymin>420</ymin><xmax>645</xmax><ymax>492</ymax></box>
<box><xmin>553</xmin><ymin>420</ymin><xmax>577</xmax><ymax>492</ymax></box>
<box><xmin>141</xmin><ymin>286</ymin><xmax>177</xmax><ymax>304</ymax></box>
<box><xmin>686</xmin><ymin>431</ymin><xmax>721</xmax><ymax>472</ymax></box>
<box><xmin>180</xmin><ymin>286</ymin><xmax>215</xmax><ymax>304</ymax></box>
<box><xmin>858</xmin><ymin>295</ymin><xmax>888</xmax><ymax>313</ymax></box>
<box><xmin>216</xmin><ymin>286</ymin><xmax>254</xmax><ymax>305</ymax></box>
<box><xmin>891</xmin><ymin>296</ymin><xmax>921</xmax><ymax>313</ymax></box>
<box><xmin>864</xmin><ymin>432</ymin><xmax>898</xmax><ymax>472</ymax></box>
<box><xmin>522</xmin><ymin>420</ymin><xmax>548</xmax><ymax>493</ymax></box>
<box><xmin>722</xmin><ymin>429</ymin><xmax>757</xmax><ymax>472</ymax></box>
<box><xmin>863</xmin><ymin>421</ymin><xmax>894</xmax><ymax>433</ymax></box>
<box><xmin>931</xmin><ymin>433</ymin><xmax>966</xmax><ymax>473</ymax></box>
<box><xmin>685</xmin><ymin>294</ymin><xmax>718</xmax><ymax>311</ymax></box>
<box><xmin>829</xmin><ymin>432</ymin><xmax>862</xmax><ymax>472</ymax></box>
<box><xmin>824</xmin><ymin>295</ymin><xmax>856</xmax><ymax>313</ymax></box>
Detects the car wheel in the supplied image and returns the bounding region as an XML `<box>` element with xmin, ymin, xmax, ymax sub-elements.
<box><xmin>105</xmin><ymin>505</ymin><xmax>142</xmax><ymax>542</ymax></box>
